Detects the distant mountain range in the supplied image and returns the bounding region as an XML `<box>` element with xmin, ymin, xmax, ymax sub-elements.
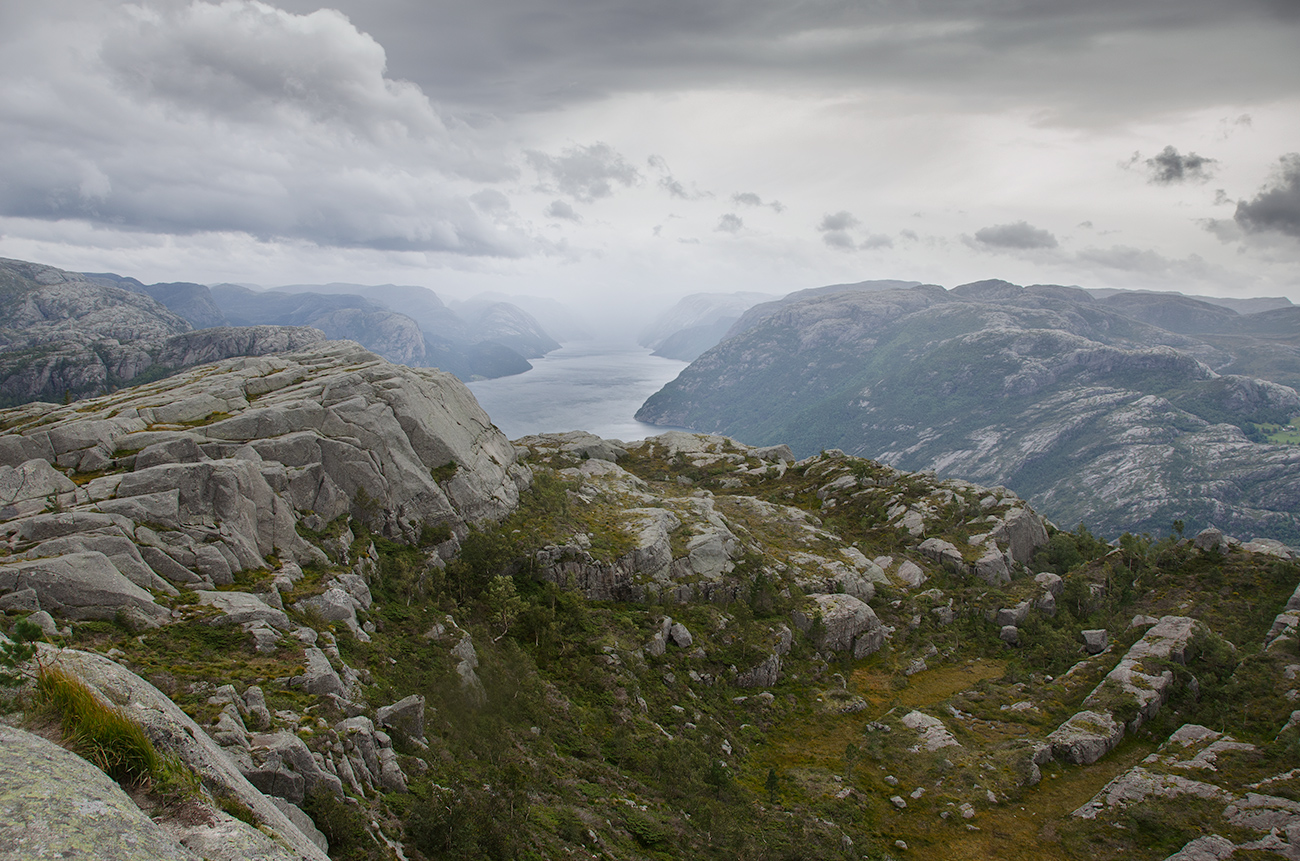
<box><xmin>88</xmin><ymin>274</ymin><xmax>563</xmax><ymax>382</ymax></box>
<box><xmin>0</xmin><ymin>257</ymin><xmax>569</xmax><ymax>406</ymax></box>
<box><xmin>637</xmin><ymin>279</ymin><xmax>1300</xmax><ymax>542</ymax></box>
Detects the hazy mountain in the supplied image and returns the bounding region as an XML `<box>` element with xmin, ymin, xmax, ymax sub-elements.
<box><xmin>638</xmin><ymin>291</ymin><xmax>778</xmax><ymax>361</ymax></box>
<box><xmin>638</xmin><ymin>281</ymin><xmax>1300</xmax><ymax>543</ymax></box>
<box><xmin>459</xmin><ymin>291</ymin><xmax>595</xmax><ymax>342</ymax></box>
<box><xmin>723</xmin><ymin>278</ymin><xmax>925</xmax><ymax>338</ymax></box>
<box><xmin>210</xmin><ymin>284</ymin><xmax>429</xmax><ymax>367</ymax></box>
<box><xmin>452</xmin><ymin>298</ymin><xmax>562</xmax><ymax>358</ymax></box>
<box><xmin>274</xmin><ymin>282</ymin><xmax>563</xmax><ymax>376</ymax></box>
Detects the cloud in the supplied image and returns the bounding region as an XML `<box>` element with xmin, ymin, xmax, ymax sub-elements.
<box><xmin>1144</xmin><ymin>145</ymin><xmax>1217</xmax><ymax>184</ymax></box>
<box><xmin>0</xmin><ymin>0</ymin><xmax>528</xmax><ymax>256</ymax></box>
<box><xmin>815</xmin><ymin>211</ymin><xmax>891</xmax><ymax>250</ymax></box>
<box><xmin>545</xmin><ymin>200</ymin><xmax>581</xmax><ymax>221</ymax></box>
<box><xmin>1234</xmin><ymin>153</ymin><xmax>1300</xmax><ymax>239</ymax></box>
<box><xmin>732</xmin><ymin>191</ymin><xmax>785</xmax><ymax>212</ymax></box>
<box><xmin>470</xmin><ymin>190</ymin><xmax>511</xmax><ymax>213</ymax></box>
<box><xmin>321</xmin><ymin>0</ymin><xmax>1300</xmax><ymax>125</ymax></box>
<box><xmin>972</xmin><ymin>221</ymin><xmax>1059</xmax><ymax>250</ymax></box>
<box><xmin>716</xmin><ymin>213</ymin><xmax>743</xmax><ymax>232</ymax></box>
<box><xmin>527</xmin><ymin>142</ymin><xmax>640</xmax><ymax>202</ymax></box>
<box><xmin>819</xmin><ymin>210</ymin><xmax>860</xmax><ymax>232</ymax></box>
<box><xmin>647</xmin><ymin>155</ymin><xmax>709</xmax><ymax>200</ymax></box>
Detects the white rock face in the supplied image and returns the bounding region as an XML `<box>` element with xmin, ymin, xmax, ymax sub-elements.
<box><xmin>1049</xmin><ymin>616</ymin><xmax>1203</xmax><ymax>765</ymax></box>
<box><xmin>793</xmin><ymin>593</ymin><xmax>888</xmax><ymax>658</ymax></box>
<box><xmin>0</xmin><ymin>343</ymin><xmax>527</xmax><ymax>623</ymax></box>
<box><xmin>900</xmin><ymin>710</ymin><xmax>961</xmax><ymax>751</ymax></box>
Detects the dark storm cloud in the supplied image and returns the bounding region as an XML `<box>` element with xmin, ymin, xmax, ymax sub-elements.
<box><xmin>274</xmin><ymin>0</ymin><xmax>1300</xmax><ymax>120</ymax></box>
<box><xmin>1234</xmin><ymin>153</ymin><xmax>1300</xmax><ymax>239</ymax></box>
<box><xmin>1144</xmin><ymin>145</ymin><xmax>1217</xmax><ymax>184</ymax></box>
<box><xmin>526</xmin><ymin>143</ymin><xmax>640</xmax><ymax>202</ymax></box>
<box><xmin>973</xmin><ymin>221</ymin><xmax>1059</xmax><ymax>250</ymax></box>
<box><xmin>0</xmin><ymin>0</ymin><xmax>530</xmax><ymax>256</ymax></box>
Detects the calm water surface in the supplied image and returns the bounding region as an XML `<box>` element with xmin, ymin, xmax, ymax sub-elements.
<box><xmin>466</xmin><ymin>342</ymin><xmax>690</xmax><ymax>442</ymax></box>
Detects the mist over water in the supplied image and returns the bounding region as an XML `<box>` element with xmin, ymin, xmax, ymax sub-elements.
<box><xmin>466</xmin><ymin>342</ymin><xmax>691</xmax><ymax>442</ymax></box>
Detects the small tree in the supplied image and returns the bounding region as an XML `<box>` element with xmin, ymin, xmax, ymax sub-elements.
<box><xmin>485</xmin><ymin>575</ymin><xmax>523</xmax><ymax>641</ymax></box>
<box><xmin>1</xmin><ymin>617</ymin><xmax>44</xmax><ymax>687</ymax></box>
<box><xmin>844</xmin><ymin>742</ymin><xmax>859</xmax><ymax>782</ymax></box>
<box><xmin>765</xmin><ymin>767</ymin><xmax>780</xmax><ymax>805</ymax></box>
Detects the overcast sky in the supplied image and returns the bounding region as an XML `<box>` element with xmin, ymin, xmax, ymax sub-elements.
<box><xmin>2</xmin><ymin>0</ymin><xmax>1299</xmax><ymax>314</ymax></box>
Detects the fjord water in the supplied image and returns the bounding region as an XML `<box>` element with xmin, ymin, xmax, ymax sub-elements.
<box><xmin>465</xmin><ymin>342</ymin><xmax>691</xmax><ymax>442</ymax></box>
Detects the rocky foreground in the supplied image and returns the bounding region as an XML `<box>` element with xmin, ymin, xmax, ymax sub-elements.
<box><xmin>1</xmin><ymin>343</ymin><xmax>1299</xmax><ymax>860</ymax></box>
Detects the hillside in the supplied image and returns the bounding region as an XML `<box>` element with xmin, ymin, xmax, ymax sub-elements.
<box><xmin>0</xmin><ymin>257</ymin><xmax>324</xmax><ymax>405</ymax></box>
<box><xmin>637</xmin><ymin>282</ymin><xmax>1300</xmax><ymax>544</ymax></box>
<box><xmin>2</xmin><ymin>343</ymin><xmax>1299</xmax><ymax>861</ymax></box>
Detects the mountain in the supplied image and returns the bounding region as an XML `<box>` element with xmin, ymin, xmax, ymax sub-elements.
<box><xmin>208</xmin><ymin>285</ymin><xmax>430</xmax><ymax>367</ymax></box>
<box><xmin>2</xmin><ymin>344</ymin><xmax>1298</xmax><ymax>861</ymax></box>
<box><xmin>460</xmin><ymin>291</ymin><xmax>595</xmax><ymax>342</ymax></box>
<box><xmin>85</xmin><ymin>272</ymin><xmax>229</xmax><ymax>329</ymax></box>
<box><xmin>637</xmin><ymin>281</ymin><xmax>1300</xmax><ymax>543</ymax></box>
<box><xmin>272</xmin><ymin>282</ymin><xmax>562</xmax><ymax>378</ymax></box>
<box><xmin>639</xmin><ymin>291</ymin><xmax>778</xmax><ymax>361</ymax></box>
<box><xmin>0</xmin><ymin>257</ymin><xmax>322</xmax><ymax>405</ymax></box>
<box><xmin>451</xmin><ymin>298</ymin><xmax>562</xmax><ymax>358</ymax></box>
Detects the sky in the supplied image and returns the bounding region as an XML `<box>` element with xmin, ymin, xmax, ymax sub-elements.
<box><xmin>1</xmin><ymin>0</ymin><xmax>1299</xmax><ymax>318</ymax></box>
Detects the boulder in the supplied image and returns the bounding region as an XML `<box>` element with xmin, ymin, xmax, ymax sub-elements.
<box><xmin>668</xmin><ymin>621</ymin><xmax>694</xmax><ymax>649</ymax></box>
<box><xmin>995</xmin><ymin>601</ymin><xmax>1031</xmax><ymax>627</ymax></box>
<box><xmin>0</xmin><ymin>551</ymin><xmax>168</xmax><ymax>627</ymax></box>
<box><xmin>736</xmin><ymin>654</ymin><xmax>781</xmax><ymax>688</ymax></box>
<box><xmin>896</xmin><ymin>561</ymin><xmax>927</xmax><ymax>589</ymax></box>
<box><xmin>197</xmin><ymin>591</ymin><xmax>292</xmax><ymax>631</ymax></box>
<box><xmin>988</xmin><ymin>507</ymin><xmax>1050</xmax><ymax>565</ymax></box>
<box><xmin>376</xmin><ymin>694</ymin><xmax>426</xmax><ymax>743</ymax></box>
<box><xmin>1049</xmin><ymin>710</ymin><xmax>1125</xmax><ymax>765</ymax></box>
<box><xmin>794</xmin><ymin>593</ymin><xmax>888</xmax><ymax>658</ymax></box>
<box><xmin>1082</xmin><ymin>629</ymin><xmax>1109</xmax><ymax>654</ymax></box>
<box><xmin>451</xmin><ymin>634</ymin><xmax>486</xmax><ymax>707</ymax></box>
<box><xmin>245</xmin><ymin>731</ymin><xmax>343</xmax><ymax>804</ymax></box>
<box><xmin>299</xmin><ymin>647</ymin><xmax>346</xmax><ymax>698</ymax></box>
<box><xmin>974</xmin><ymin>546</ymin><xmax>1011</xmax><ymax>585</ymax></box>
<box><xmin>918</xmin><ymin>538</ymin><xmax>966</xmax><ymax>574</ymax></box>
<box><xmin>900</xmin><ymin>710</ymin><xmax>961</xmax><ymax>751</ymax></box>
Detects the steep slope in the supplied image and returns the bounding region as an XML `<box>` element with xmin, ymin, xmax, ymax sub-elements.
<box><xmin>0</xmin><ymin>258</ymin><xmax>321</xmax><ymax>405</ymax></box>
<box><xmin>637</xmin><ymin>284</ymin><xmax>1300</xmax><ymax>542</ymax></box>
